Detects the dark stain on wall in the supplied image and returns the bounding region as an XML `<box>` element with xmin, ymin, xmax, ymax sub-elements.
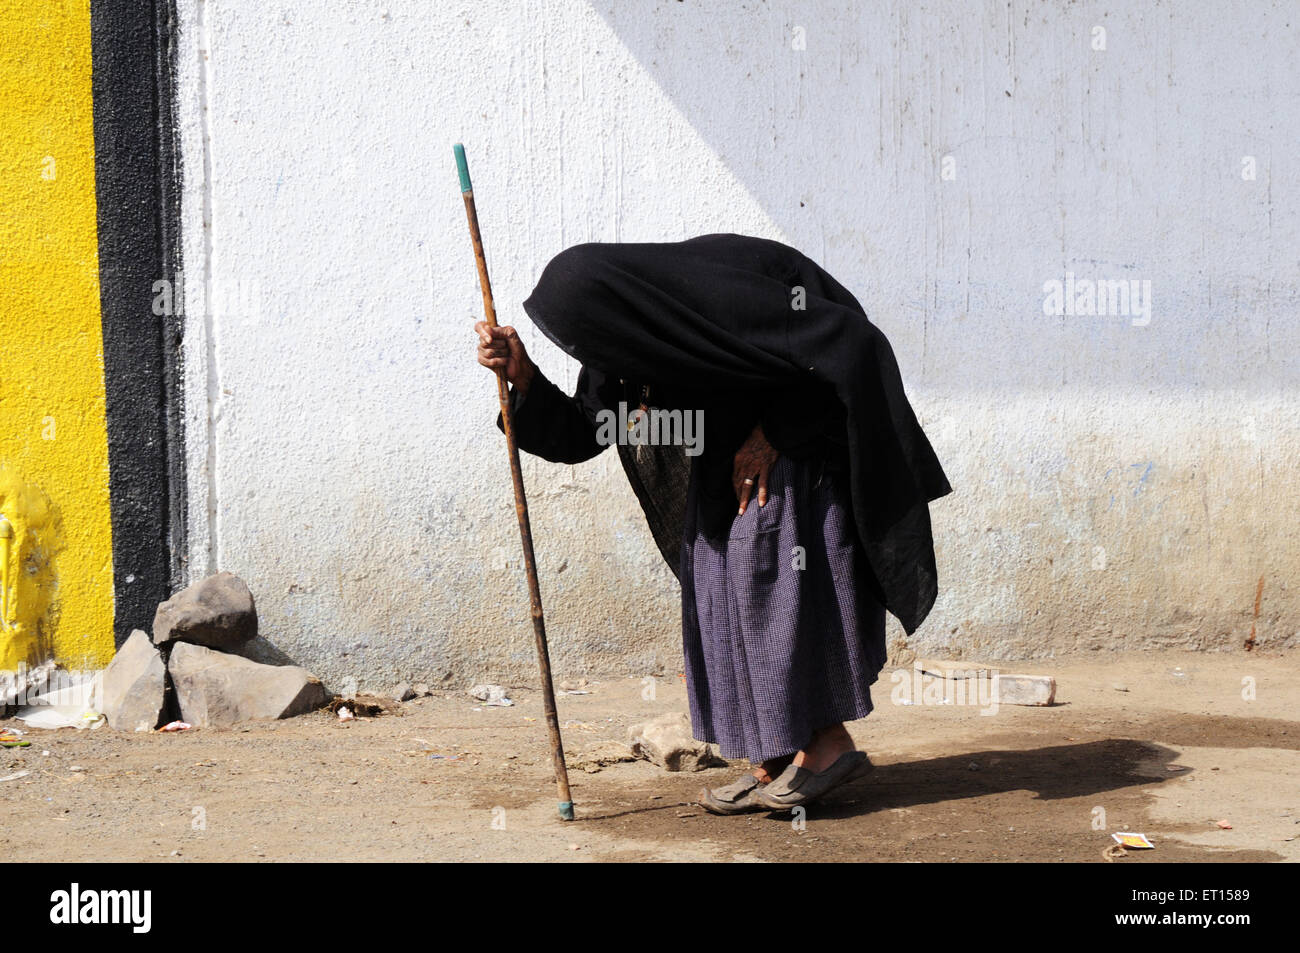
<box><xmin>89</xmin><ymin>0</ymin><xmax>186</xmax><ymax>646</ymax></box>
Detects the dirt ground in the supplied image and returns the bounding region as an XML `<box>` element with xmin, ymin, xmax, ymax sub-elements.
<box><xmin>2</xmin><ymin>648</ymin><xmax>1296</xmax><ymax>863</ymax></box>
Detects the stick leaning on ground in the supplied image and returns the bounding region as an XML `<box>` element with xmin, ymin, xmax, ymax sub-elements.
<box><xmin>453</xmin><ymin>143</ymin><xmax>574</xmax><ymax>822</ymax></box>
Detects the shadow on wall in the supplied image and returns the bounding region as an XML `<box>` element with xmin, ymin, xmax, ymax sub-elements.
<box><xmin>237</xmin><ymin>636</ymin><xmax>298</xmax><ymax>667</ymax></box>
<box><xmin>0</xmin><ymin>467</ymin><xmax>63</xmax><ymax>669</ymax></box>
<box><xmin>588</xmin><ymin>1</ymin><xmax>1296</xmax><ymax>393</ymax></box>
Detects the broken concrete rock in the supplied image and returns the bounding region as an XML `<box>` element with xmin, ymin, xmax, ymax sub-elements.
<box><xmin>168</xmin><ymin>641</ymin><xmax>329</xmax><ymax>728</ymax></box>
<box><xmin>628</xmin><ymin>712</ymin><xmax>726</xmax><ymax>772</ymax></box>
<box><xmin>570</xmin><ymin>740</ymin><xmax>637</xmax><ymax>774</ymax></box>
<box><xmin>468</xmin><ymin>684</ymin><xmax>513</xmax><ymax>707</ymax></box>
<box><xmin>392</xmin><ymin>682</ymin><xmax>416</xmax><ymax>702</ymax></box>
<box><xmin>993</xmin><ymin>674</ymin><xmax>1057</xmax><ymax>706</ymax></box>
<box><xmin>101</xmin><ymin>630</ymin><xmax>166</xmax><ymax>732</ymax></box>
<box><xmin>153</xmin><ymin>571</ymin><xmax>258</xmax><ymax>652</ymax></box>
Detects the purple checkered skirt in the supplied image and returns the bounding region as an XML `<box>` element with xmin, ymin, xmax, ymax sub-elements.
<box><xmin>680</xmin><ymin>454</ymin><xmax>887</xmax><ymax>763</ymax></box>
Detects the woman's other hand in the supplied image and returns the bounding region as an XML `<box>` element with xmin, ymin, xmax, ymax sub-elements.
<box><xmin>733</xmin><ymin>423</ymin><xmax>779</xmax><ymax>515</ymax></box>
<box><xmin>475</xmin><ymin>321</ymin><xmax>536</xmax><ymax>397</ymax></box>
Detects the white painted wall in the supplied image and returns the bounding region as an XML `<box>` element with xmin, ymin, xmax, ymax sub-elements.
<box><xmin>174</xmin><ymin>0</ymin><xmax>1299</xmax><ymax>691</ymax></box>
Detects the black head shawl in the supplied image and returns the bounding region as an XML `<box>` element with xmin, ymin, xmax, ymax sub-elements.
<box><xmin>522</xmin><ymin>233</ymin><xmax>952</xmax><ymax>635</ymax></box>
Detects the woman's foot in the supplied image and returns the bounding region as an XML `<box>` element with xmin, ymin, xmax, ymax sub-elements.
<box><xmin>698</xmin><ymin>754</ymin><xmax>795</xmax><ymax>815</ymax></box>
<box><xmin>751</xmin><ymin>753</ymin><xmax>794</xmax><ymax>784</ymax></box>
<box><xmin>754</xmin><ymin>749</ymin><xmax>873</xmax><ymax>811</ymax></box>
<box><xmin>698</xmin><ymin>754</ymin><xmax>793</xmax><ymax>815</ymax></box>
<box><xmin>756</xmin><ymin>728</ymin><xmax>873</xmax><ymax>812</ymax></box>
<box><xmin>792</xmin><ymin>722</ymin><xmax>856</xmax><ymax>774</ymax></box>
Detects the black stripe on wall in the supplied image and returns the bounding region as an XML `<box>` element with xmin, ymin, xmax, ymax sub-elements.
<box><xmin>89</xmin><ymin>0</ymin><xmax>186</xmax><ymax>647</ymax></box>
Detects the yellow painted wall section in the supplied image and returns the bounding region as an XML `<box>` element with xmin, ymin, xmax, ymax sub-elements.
<box><xmin>0</xmin><ymin>0</ymin><xmax>116</xmax><ymax>669</ymax></box>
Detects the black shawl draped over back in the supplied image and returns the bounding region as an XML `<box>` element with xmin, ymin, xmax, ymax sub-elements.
<box><xmin>504</xmin><ymin>233</ymin><xmax>952</xmax><ymax>636</ymax></box>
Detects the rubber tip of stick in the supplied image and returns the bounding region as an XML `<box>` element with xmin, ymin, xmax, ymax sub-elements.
<box><xmin>453</xmin><ymin>143</ymin><xmax>472</xmax><ymax>193</ymax></box>
<box><xmin>558</xmin><ymin>801</ymin><xmax>575</xmax><ymax>821</ymax></box>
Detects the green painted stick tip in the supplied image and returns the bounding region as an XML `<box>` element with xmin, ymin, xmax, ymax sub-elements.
<box><xmin>453</xmin><ymin>143</ymin><xmax>472</xmax><ymax>193</ymax></box>
<box><xmin>558</xmin><ymin>801</ymin><xmax>575</xmax><ymax>821</ymax></box>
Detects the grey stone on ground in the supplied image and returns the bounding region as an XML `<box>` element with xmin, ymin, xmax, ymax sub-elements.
<box><xmin>468</xmin><ymin>684</ymin><xmax>513</xmax><ymax>707</ymax></box>
<box><xmin>101</xmin><ymin>630</ymin><xmax>166</xmax><ymax>732</ymax></box>
<box><xmin>392</xmin><ymin>682</ymin><xmax>416</xmax><ymax>702</ymax></box>
<box><xmin>628</xmin><ymin>712</ymin><xmax>726</xmax><ymax>772</ymax></box>
<box><xmin>168</xmin><ymin>641</ymin><xmax>329</xmax><ymax>728</ymax></box>
<box><xmin>413</xmin><ymin>683</ymin><xmax>430</xmax><ymax>697</ymax></box>
<box><xmin>993</xmin><ymin>673</ymin><xmax>1057</xmax><ymax>706</ymax></box>
<box><xmin>153</xmin><ymin>571</ymin><xmax>258</xmax><ymax>651</ymax></box>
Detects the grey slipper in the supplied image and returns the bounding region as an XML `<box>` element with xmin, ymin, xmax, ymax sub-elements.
<box><xmin>698</xmin><ymin>773</ymin><xmax>766</xmax><ymax>815</ymax></box>
<box><xmin>754</xmin><ymin>751</ymin><xmax>873</xmax><ymax>811</ymax></box>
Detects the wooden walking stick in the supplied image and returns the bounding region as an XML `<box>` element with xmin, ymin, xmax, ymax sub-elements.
<box><xmin>453</xmin><ymin>143</ymin><xmax>574</xmax><ymax>821</ymax></box>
